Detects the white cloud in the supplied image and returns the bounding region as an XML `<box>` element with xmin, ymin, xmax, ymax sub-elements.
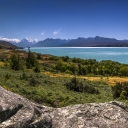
<box><xmin>0</xmin><ymin>37</ymin><xmax>20</xmax><ymax>43</ymax></box>
<box><xmin>53</xmin><ymin>28</ymin><xmax>61</xmax><ymax>35</ymax></box>
<box><xmin>40</xmin><ymin>32</ymin><xmax>45</xmax><ymax>36</ymax></box>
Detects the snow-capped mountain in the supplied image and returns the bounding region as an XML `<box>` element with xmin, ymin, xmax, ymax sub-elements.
<box><xmin>14</xmin><ymin>38</ymin><xmax>38</xmax><ymax>47</ymax></box>
<box><xmin>1</xmin><ymin>36</ymin><xmax>128</xmax><ymax>48</ymax></box>
<box><xmin>0</xmin><ymin>37</ymin><xmax>38</xmax><ymax>48</ymax></box>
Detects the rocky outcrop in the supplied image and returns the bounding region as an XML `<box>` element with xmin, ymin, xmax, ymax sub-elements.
<box><xmin>0</xmin><ymin>86</ymin><xmax>128</xmax><ymax>128</ymax></box>
<box><xmin>0</xmin><ymin>86</ymin><xmax>52</xmax><ymax>128</ymax></box>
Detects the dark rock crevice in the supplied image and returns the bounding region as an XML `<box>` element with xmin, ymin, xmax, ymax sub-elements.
<box><xmin>0</xmin><ymin>104</ymin><xmax>23</xmax><ymax>123</ymax></box>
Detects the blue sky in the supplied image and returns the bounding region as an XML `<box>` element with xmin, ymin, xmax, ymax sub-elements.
<box><xmin>0</xmin><ymin>0</ymin><xmax>128</xmax><ymax>42</ymax></box>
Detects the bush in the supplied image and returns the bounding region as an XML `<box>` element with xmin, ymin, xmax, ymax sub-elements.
<box><xmin>33</xmin><ymin>64</ymin><xmax>40</xmax><ymax>73</ymax></box>
<box><xmin>112</xmin><ymin>82</ymin><xmax>128</xmax><ymax>99</ymax></box>
<box><xmin>5</xmin><ymin>73</ymin><xmax>11</xmax><ymax>80</ymax></box>
<box><xmin>29</xmin><ymin>76</ymin><xmax>40</xmax><ymax>86</ymax></box>
<box><xmin>20</xmin><ymin>71</ymin><xmax>28</xmax><ymax>80</ymax></box>
<box><xmin>120</xmin><ymin>90</ymin><xmax>127</xmax><ymax>100</ymax></box>
<box><xmin>37</xmin><ymin>54</ymin><xmax>42</xmax><ymax>59</ymax></box>
<box><xmin>65</xmin><ymin>77</ymin><xmax>99</xmax><ymax>94</ymax></box>
<box><xmin>65</xmin><ymin>69</ymin><xmax>73</xmax><ymax>74</ymax></box>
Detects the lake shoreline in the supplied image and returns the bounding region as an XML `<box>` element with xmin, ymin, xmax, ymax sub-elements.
<box><xmin>24</xmin><ymin>47</ymin><xmax>128</xmax><ymax>64</ymax></box>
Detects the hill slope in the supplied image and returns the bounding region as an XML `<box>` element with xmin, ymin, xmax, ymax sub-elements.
<box><xmin>0</xmin><ymin>40</ymin><xmax>19</xmax><ymax>49</ymax></box>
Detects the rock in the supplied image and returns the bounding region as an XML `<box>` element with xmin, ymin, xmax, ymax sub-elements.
<box><xmin>0</xmin><ymin>86</ymin><xmax>52</xmax><ymax>128</ymax></box>
<box><xmin>0</xmin><ymin>86</ymin><xmax>128</xmax><ymax>128</ymax></box>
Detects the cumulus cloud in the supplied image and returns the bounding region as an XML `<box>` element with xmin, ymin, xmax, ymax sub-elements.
<box><xmin>0</xmin><ymin>37</ymin><xmax>20</xmax><ymax>43</ymax></box>
<box><xmin>40</xmin><ymin>32</ymin><xmax>45</xmax><ymax>36</ymax></box>
<box><xmin>53</xmin><ymin>28</ymin><xmax>61</xmax><ymax>35</ymax></box>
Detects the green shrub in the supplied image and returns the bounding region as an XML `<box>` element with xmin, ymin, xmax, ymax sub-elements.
<box><xmin>37</xmin><ymin>54</ymin><xmax>42</xmax><ymax>59</ymax></box>
<box><xmin>29</xmin><ymin>76</ymin><xmax>40</xmax><ymax>86</ymax></box>
<box><xmin>65</xmin><ymin>69</ymin><xmax>73</xmax><ymax>74</ymax></box>
<box><xmin>33</xmin><ymin>64</ymin><xmax>40</xmax><ymax>73</ymax></box>
<box><xmin>112</xmin><ymin>82</ymin><xmax>128</xmax><ymax>99</ymax></box>
<box><xmin>20</xmin><ymin>71</ymin><xmax>28</xmax><ymax>80</ymax></box>
<box><xmin>120</xmin><ymin>90</ymin><xmax>127</xmax><ymax>100</ymax></box>
<box><xmin>5</xmin><ymin>73</ymin><xmax>11</xmax><ymax>80</ymax></box>
<box><xmin>65</xmin><ymin>77</ymin><xmax>99</xmax><ymax>94</ymax></box>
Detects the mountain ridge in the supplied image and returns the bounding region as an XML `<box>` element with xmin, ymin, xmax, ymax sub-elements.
<box><xmin>33</xmin><ymin>36</ymin><xmax>128</xmax><ymax>47</ymax></box>
<box><xmin>33</xmin><ymin>38</ymin><xmax>68</xmax><ymax>47</ymax></box>
<box><xmin>1</xmin><ymin>36</ymin><xmax>128</xmax><ymax>47</ymax></box>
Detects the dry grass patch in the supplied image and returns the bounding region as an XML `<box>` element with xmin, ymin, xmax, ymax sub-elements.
<box><xmin>42</xmin><ymin>71</ymin><xmax>128</xmax><ymax>86</ymax></box>
<box><xmin>42</xmin><ymin>71</ymin><xmax>74</xmax><ymax>78</ymax></box>
<box><xmin>0</xmin><ymin>49</ymin><xmax>10</xmax><ymax>53</ymax></box>
<box><xmin>0</xmin><ymin>62</ymin><xmax>5</xmax><ymax>67</ymax></box>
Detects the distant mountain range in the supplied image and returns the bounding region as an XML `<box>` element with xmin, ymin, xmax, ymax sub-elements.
<box><xmin>33</xmin><ymin>38</ymin><xmax>68</xmax><ymax>47</ymax></box>
<box><xmin>1</xmin><ymin>36</ymin><xmax>128</xmax><ymax>48</ymax></box>
<box><xmin>32</xmin><ymin>36</ymin><xmax>128</xmax><ymax>47</ymax></box>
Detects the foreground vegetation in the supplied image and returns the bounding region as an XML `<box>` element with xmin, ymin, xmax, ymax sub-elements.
<box><xmin>0</xmin><ymin>49</ymin><xmax>128</xmax><ymax>107</ymax></box>
<box><xmin>0</xmin><ymin>68</ymin><xmax>113</xmax><ymax>107</ymax></box>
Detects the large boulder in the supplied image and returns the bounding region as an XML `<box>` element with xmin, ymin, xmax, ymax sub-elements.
<box><xmin>0</xmin><ymin>86</ymin><xmax>128</xmax><ymax>128</ymax></box>
<box><xmin>0</xmin><ymin>86</ymin><xmax>52</xmax><ymax>128</ymax></box>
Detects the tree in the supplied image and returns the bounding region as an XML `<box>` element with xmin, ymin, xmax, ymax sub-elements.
<box><xmin>10</xmin><ymin>54</ymin><xmax>20</xmax><ymax>70</ymax></box>
<box><xmin>26</xmin><ymin>47</ymin><xmax>37</xmax><ymax>69</ymax></box>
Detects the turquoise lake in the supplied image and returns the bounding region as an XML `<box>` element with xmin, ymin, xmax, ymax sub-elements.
<box><xmin>25</xmin><ymin>47</ymin><xmax>128</xmax><ymax>64</ymax></box>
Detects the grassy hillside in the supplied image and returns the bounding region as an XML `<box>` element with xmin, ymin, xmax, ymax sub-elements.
<box><xmin>0</xmin><ymin>49</ymin><xmax>128</xmax><ymax>107</ymax></box>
